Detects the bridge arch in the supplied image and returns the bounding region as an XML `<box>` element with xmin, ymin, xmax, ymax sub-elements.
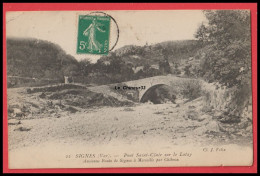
<box><xmin>140</xmin><ymin>84</ymin><xmax>176</xmax><ymax>104</ymax></box>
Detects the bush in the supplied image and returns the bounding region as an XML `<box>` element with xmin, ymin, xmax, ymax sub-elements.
<box><xmin>179</xmin><ymin>80</ymin><xmax>202</xmax><ymax>100</ymax></box>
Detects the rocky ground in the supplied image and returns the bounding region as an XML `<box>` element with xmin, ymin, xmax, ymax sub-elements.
<box><xmin>7</xmin><ymin>84</ymin><xmax>252</xmax><ymax>151</ymax></box>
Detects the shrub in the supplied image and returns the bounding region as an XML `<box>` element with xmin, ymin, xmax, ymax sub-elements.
<box><xmin>180</xmin><ymin>80</ymin><xmax>202</xmax><ymax>100</ymax></box>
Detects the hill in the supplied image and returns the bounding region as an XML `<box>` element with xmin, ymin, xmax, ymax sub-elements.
<box><xmin>7</xmin><ymin>38</ymin><xmax>79</xmax><ymax>79</ymax></box>
<box><xmin>6</xmin><ymin>38</ymin><xmax>206</xmax><ymax>87</ymax></box>
<box><xmin>99</xmin><ymin>40</ymin><xmax>206</xmax><ymax>67</ymax></box>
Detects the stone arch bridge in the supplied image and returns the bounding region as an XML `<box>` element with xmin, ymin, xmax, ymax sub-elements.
<box><xmin>123</xmin><ymin>75</ymin><xmax>199</xmax><ymax>102</ymax></box>
<box><xmin>88</xmin><ymin>75</ymin><xmax>201</xmax><ymax>103</ymax></box>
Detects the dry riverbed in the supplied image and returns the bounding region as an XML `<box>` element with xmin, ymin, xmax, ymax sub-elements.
<box><xmin>7</xmin><ymin>86</ymin><xmax>253</xmax><ymax>168</ymax></box>
<box><xmin>8</xmin><ymin>99</ymin><xmax>252</xmax><ymax>151</ymax></box>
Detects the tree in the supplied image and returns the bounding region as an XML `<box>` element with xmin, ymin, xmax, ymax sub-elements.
<box><xmin>172</xmin><ymin>63</ymin><xmax>181</xmax><ymax>75</ymax></box>
<box><xmin>194</xmin><ymin>10</ymin><xmax>252</xmax><ymax>118</ymax></box>
<box><xmin>62</xmin><ymin>64</ymin><xmax>79</xmax><ymax>77</ymax></box>
<box><xmin>79</xmin><ymin>58</ymin><xmax>92</xmax><ymax>76</ymax></box>
<box><xmin>184</xmin><ymin>65</ymin><xmax>191</xmax><ymax>77</ymax></box>
<box><xmin>195</xmin><ymin>10</ymin><xmax>251</xmax><ymax>87</ymax></box>
<box><xmin>159</xmin><ymin>59</ymin><xmax>171</xmax><ymax>75</ymax></box>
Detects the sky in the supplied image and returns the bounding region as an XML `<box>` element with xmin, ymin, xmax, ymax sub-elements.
<box><xmin>6</xmin><ymin>10</ymin><xmax>207</xmax><ymax>62</ymax></box>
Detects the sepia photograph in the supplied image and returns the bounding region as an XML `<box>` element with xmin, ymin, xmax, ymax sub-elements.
<box><xmin>4</xmin><ymin>8</ymin><xmax>255</xmax><ymax>169</ymax></box>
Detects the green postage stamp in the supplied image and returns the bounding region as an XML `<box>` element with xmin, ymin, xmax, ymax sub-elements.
<box><xmin>77</xmin><ymin>15</ymin><xmax>110</xmax><ymax>55</ymax></box>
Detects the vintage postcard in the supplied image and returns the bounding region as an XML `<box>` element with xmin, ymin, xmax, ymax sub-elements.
<box><xmin>4</xmin><ymin>7</ymin><xmax>255</xmax><ymax>170</ymax></box>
